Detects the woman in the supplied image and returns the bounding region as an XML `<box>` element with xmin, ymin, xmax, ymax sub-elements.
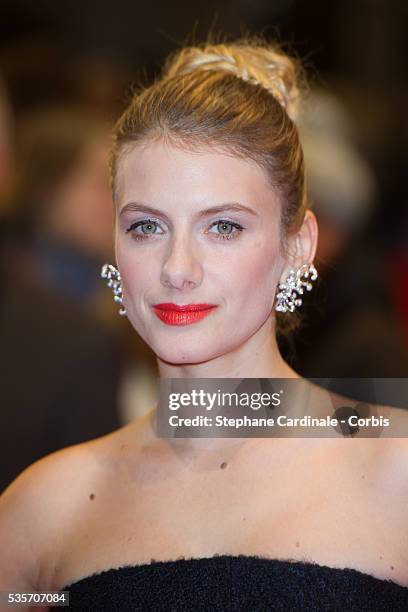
<box><xmin>1</xmin><ymin>37</ymin><xmax>408</xmax><ymax>611</ymax></box>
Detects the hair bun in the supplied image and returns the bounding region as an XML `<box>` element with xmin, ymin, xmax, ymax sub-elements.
<box><xmin>162</xmin><ymin>40</ymin><xmax>302</xmax><ymax>122</ymax></box>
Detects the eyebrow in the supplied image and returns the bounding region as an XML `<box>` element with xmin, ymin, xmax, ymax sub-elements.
<box><xmin>118</xmin><ymin>201</ymin><xmax>259</xmax><ymax>221</ymax></box>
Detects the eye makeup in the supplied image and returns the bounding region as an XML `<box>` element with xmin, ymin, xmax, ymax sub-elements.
<box><xmin>125</xmin><ymin>218</ymin><xmax>246</xmax><ymax>242</ymax></box>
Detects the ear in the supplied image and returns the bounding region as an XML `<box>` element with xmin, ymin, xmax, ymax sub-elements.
<box><xmin>279</xmin><ymin>209</ymin><xmax>319</xmax><ymax>282</ymax></box>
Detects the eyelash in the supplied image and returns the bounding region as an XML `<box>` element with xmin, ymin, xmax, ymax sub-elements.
<box><xmin>124</xmin><ymin>218</ymin><xmax>245</xmax><ymax>242</ymax></box>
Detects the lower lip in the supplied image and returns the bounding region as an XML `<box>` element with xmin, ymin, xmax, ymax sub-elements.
<box><xmin>153</xmin><ymin>307</ymin><xmax>217</xmax><ymax>326</ymax></box>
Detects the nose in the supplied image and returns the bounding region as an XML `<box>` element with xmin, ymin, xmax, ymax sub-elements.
<box><xmin>160</xmin><ymin>234</ymin><xmax>203</xmax><ymax>291</ymax></box>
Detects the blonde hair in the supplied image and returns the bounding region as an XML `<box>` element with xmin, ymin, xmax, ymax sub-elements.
<box><xmin>110</xmin><ymin>36</ymin><xmax>310</xmax><ymax>336</ymax></box>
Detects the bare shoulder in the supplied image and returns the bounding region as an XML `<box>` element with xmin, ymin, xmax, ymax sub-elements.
<box><xmin>0</xmin><ymin>434</ymin><xmax>114</xmax><ymax>592</ymax></box>
<box><xmin>368</xmin><ymin>407</ymin><xmax>408</xmax><ymax>495</ymax></box>
<box><xmin>0</xmin><ymin>412</ymin><xmax>153</xmax><ymax>595</ymax></box>
<box><xmin>381</xmin><ymin>404</ymin><xmax>408</xmax><ymax>436</ymax></box>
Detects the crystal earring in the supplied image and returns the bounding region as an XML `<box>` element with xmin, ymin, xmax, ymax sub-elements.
<box><xmin>101</xmin><ymin>264</ymin><xmax>127</xmax><ymax>316</ymax></box>
<box><xmin>275</xmin><ymin>263</ymin><xmax>318</xmax><ymax>313</ymax></box>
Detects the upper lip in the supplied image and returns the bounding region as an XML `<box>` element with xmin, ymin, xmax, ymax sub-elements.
<box><xmin>153</xmin><ymin>303</ymin><xmax>217</xmax><ymax>312</ymax></box>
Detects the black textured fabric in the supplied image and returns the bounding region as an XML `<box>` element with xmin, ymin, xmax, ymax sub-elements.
<box><xmin>53</xmin><ymin>554</ymin><xmax>408</xmax><ymax>611</ymax></box>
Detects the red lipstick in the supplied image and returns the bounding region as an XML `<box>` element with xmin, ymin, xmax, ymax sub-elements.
<box><xmin>152</xmin><ymin>303</ymin><xmax>218</xmax><ymax>326</ymax></box>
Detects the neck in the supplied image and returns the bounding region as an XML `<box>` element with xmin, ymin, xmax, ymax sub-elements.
<box><xmin>151</xmin><ymin>318</ymin><xmax>300</xmax><ymax>456</ymax></box>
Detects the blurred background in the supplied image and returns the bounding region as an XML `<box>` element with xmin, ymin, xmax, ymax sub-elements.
<box><xmin>0</xmin><ymin>0</ymin><xmax>407</xmax><ymax>491</ymax></box>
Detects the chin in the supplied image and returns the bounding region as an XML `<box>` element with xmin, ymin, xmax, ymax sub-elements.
<box><xmin>153</xmin><ymin>342</ymin><xmax>223</xmax><ymax>367</ymax></box>
<box><xmin>155</xmin><ymin>349</ymin><xmax>211</xmax><ymax>366</ymax></box>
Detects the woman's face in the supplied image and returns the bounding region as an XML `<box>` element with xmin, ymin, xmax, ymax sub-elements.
<box><xmin>114</xmin><ymin>139</ymin><xmax>286</xmax><ymax>365</ymax></box>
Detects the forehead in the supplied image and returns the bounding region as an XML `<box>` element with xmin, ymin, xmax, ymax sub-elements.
<box><xmin>114</xmin><ymin>139</ymin><xmax>278</xmax><ymax>212</ymax></box>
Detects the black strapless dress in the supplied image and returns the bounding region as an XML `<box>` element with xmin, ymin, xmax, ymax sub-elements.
<box><xmin>52</xmin><ymin>554</ymin><xmax>408</xmax><ymax>611</ymax></box>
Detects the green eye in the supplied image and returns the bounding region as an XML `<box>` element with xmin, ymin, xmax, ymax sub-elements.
<box><xmin>125</xmin><ymin>218</ymin><xmax>245</xmax><ymax>242</ymax></box>
<box><xmin>217</xmin><ymin>221</ymin><xmax>234</xmax><ymax>234</ymax></box>
<box><xmin>208</xmin><ymin>220</ymin><xmax>244</xmax><ymax>241</ymax></box>
<box><xmin>125</xmin><ymin>219</ymin><xmax>162</xmax><ymax>239</ymax></box>
<box><xmin>139</xmin><ymin>221</ymin><xmax>157</xmax><ymax>234</ymax></box>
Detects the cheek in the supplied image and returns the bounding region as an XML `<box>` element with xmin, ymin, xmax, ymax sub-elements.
<box><xmin>230</xmin><ymin>243</ymin><xmax>281</xmax><ymax>304</ymax></box>
<box><xmin>114</xmin><ymin>227</ymin><xmax>282</xmax><ymax>299</ymax></box>
<box><xmin>115</xmin><ymin>238</ymin><xmax>136</xmax><ymax>283</ymax></box>
<box><xmin>115</xmin><ymin>244</ymin><xmax>150</xmax><ymax>297</ymax></box>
